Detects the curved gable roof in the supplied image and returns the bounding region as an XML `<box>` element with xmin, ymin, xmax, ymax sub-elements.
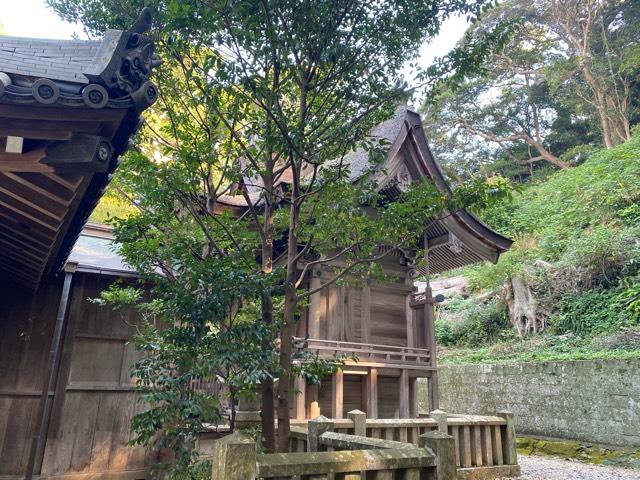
<box><xmin>380</xmin><ymin>108</ymin><xmax>512</xmax><ymax>273</ymax></box>
<box><xmin>213</xmin><ymin>106</ymin><xmax>513</xmax><ymax>274</ymax></box>
<box><xmin>323</xmin><ymin>105</ymin><xmax>512</xmax><ymax>273</ymax></box>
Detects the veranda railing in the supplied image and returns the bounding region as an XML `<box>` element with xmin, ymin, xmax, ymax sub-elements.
<box><xmin>288</xmin><ymin>410</ymin><xmax>520</xmax><ymax>478</ymax></box>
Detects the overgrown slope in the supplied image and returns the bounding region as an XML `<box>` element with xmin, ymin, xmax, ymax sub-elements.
<box><xmin>436</xmin><ymin>134</ymin><xmax>640</xmax><ymax>364</ymax></box>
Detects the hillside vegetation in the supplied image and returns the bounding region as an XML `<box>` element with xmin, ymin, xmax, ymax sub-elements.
<box><xmin>436</xmin><ymin>133</ymin><xmax>640</xmax><ymax>364</ymax></box>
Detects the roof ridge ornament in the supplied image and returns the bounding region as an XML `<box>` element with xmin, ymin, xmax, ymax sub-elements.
<box><xmin>83</xmin><ymin>7</ymin><xmax>161</xmax><ymax>110</ymax></box>
<box><xmin>0</xmin><ymin>8</ymin><xmax>160</xmax><ymax>112</ymax></box>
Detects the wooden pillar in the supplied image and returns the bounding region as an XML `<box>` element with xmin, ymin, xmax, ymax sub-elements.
<box><xmin>331</xmin><ymin>369</ymin><xmax>344</xmax><ymax>419</ymax></box>
<box><xmin>497</xmin><ymin>411</ymin><xmax>517</xmax><ymax>465</ymax></box>
<box><xmin>421</xmin><ymin>233</ymin><xmax>440</xmax><ymax>411</ymax></box>
<box><xmin>344</xmin><ymin>287</ymin><xmax>354</xmax><ymax>342</ymax></box>
<box><xmin>328</xmin><ymin>287</ymin><xmax>342</xmax><ymax>341</ymax></box>
<box><xmin>405</xmin><ymin>295</ymin><xmax>414</xmax><ymax>349</ymax></box>
<box><xmin>308</xmin><ymin>384</ymin><xmax>320</xmax><ymax>418</ymax></box>
<box><xmin>365</xmin><ymin>367</ymin><xmax>378</xmax><ymax>419</ymax></box>
<box><xmin>428</xmin><ymin>371</ymin><xmax>440</xmax><ymax>411</ymax></box>
<box><xmin>294</xmin><ymin>375</ymin><xmax>306</xmax><ymax>420</ymax></box>
<box><xmin>399</xmin><ymin>369</ymin><xmax>410</xmax><ymax>418</ymax></box>
<box><xmin>26</xmin><ymin>266</ymin><xmax>75</xmax><ymax>479</ymax></box>
<box><xmin>424</xmin><ymin>286</ymin><xmax>437</xmax><ymax>364</ymax></box>
<box><xmin>424</xmin><ymin>284</ymin><xmax>439</xmax><ymax>410</ymax></box>
<box><xmin>409</xmin><ymin>377</ymin><xmax>418</xmax><ymax>418</ymax></box>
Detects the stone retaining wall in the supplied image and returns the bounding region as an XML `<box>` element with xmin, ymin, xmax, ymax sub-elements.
<box><xmin>437</xmin><ymin>359</ymin><xmax>640</xmax><ymax>447</ymax></box>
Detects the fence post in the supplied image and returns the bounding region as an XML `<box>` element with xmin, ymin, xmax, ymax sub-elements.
<box><xmin>429</xmin><ymin>409</ymin><xmax>448</xmax><ymax>433</ymax></box>
<box><xmin>347</xmin><ymin>409</ymin><xmax>367</xmax><ymax>436</ymax></box>
<box><xmin>308</xmin><ymin>415</ymin><xmax>334</xmax><ymax>452</ymax></box>
<box><xmin>420</xmin><ymin>431</ymin><xmax>456</xmax><ymax>480</ymax></box>
<box><xmin>211</xmin><ymin>432</ymin><xmax>257</xmax><ymax>480</ymax></box>
<box><xmin>497</xmin><ymin>411</ymin><xmax>517</xmax><ymax>465</ymax></box>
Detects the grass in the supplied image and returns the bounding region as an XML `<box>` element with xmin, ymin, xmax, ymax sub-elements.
<box><xmin>438</xmin><ymin>329</ymin><xmax>640</xmax><ymax>365</ymax></box>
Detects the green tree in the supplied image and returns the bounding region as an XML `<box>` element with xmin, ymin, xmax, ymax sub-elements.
<box><xmin>543</xmin><ymin>0</ymin><xmax>640</xmax><ymax>149</ymax></box>
<box><xmin>49</xmin><ymin>0</ymin><xmax>513</xmax><ymax>459</ymax></box>
<box><xmin>423</xmin><ymin>1</ymin><xmax>593</xmax><ymax>179</ymax></box>
<box><xmin>422</xmin><ymin>0</ymin><xmax>640</xmax><ymax>183</ymax></box>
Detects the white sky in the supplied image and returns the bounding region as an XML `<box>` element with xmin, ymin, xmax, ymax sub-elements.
<box><xmin>0</xmin><ymin>0</ymin><xmax>468</xmax><ymax>71</ymax></box>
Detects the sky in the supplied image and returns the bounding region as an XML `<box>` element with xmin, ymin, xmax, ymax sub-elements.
<box><xmin>0</xmin><ymin>0</ymin><xmax>469</xmax><ymax>74</ymax></box>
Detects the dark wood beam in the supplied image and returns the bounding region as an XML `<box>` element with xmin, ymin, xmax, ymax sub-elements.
<box><xmin>0</xmin><ymin>104</ymin><xmax>123</xmax><ymax>122</ymax></box>
<box><xmin>0</xmin><ymin>145</ymin><xmax>51</xmax><ymax>173</ymax></box>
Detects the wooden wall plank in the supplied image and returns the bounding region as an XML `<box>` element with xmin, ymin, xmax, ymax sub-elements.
<box><xmin>307</xmin><ymin>275</ymin><xmax>323</xmax><ymax>338</ymax></box>
<box><xmin>361</xmin><ymin>285</ymin><xmax>371</xmax><ymax>343</ymax></box>
<box><xmin>69</xmin><ymin>392</ymin><xmax>101</xmax><ymax>472</ymax></box>
<box><xmin>89</xmin><ymin>393</ymin><xmax>121</xmax><ymax>473</ymax></box>
<box><xmin>343</xmin><ymin>375</ymin><xmax>363</xmax><ymax>414</ymax></box>
<box><xmin>378</xmin><ymin>376</ymin><xmax>399</xmax><ymax>419</ymax></box>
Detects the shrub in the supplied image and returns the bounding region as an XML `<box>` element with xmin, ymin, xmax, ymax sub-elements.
<box><xmin>550</xmin><ymin>289</ymin><xmax>621</xmax><ymax>336</ymax></box>
<box><xmin>616</xmin><ymin>276</ymin><xmax>640</xmax><ymax>325</ymax></box>
<box><xmin>550</xmin><ymin>282</ymin><xmax>640</xmax><ymax>337</ymax></box>
<box><xmin>435</xmin><ymin>318</ymin><xmax>456</xmax><ymax>346</ymax></box>
<box><xmin>435</xmin><ymin>298</ymin><xmax>510</xmax><ymax>347</ymax></box>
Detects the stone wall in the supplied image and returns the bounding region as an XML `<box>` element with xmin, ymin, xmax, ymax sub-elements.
<box><xmin>437</xmin><ymin>359</ymin><xmax>640</xmax><ymax>447</ymax></box>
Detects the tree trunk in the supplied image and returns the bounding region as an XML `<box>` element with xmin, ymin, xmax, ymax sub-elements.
<box><xmin>580</xmin><ymin>61</ymin><xmax>629</xmax><ymax>148</ymax></box>
<box><xmin>260</xmin><ymin>293</ymin><xmax>276</xmax><ymax>452</ymax></box>
<box><xmin>260</xmin><ymin>165</ymin><xmax>277</xmax><ymax>452</ymax></box>
<box><xmin>503</xmin><ymin>275</ymin><xmax>542</xmax><ymax>337</ymax></box>
<box><xmin>276</xmin><ymin>282</ymin><xmax>296</xmax><ymax>452</ymax></box>
<box><xmin>276</xmin><ymin>162</ymin><xmax>300</xmax><ymax>453</ymax></box>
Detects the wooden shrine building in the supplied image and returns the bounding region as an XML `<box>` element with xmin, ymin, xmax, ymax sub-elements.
<box><xmin>219</xmin><ymin>106</ymin><xmax>513</xmax><ymax>421</ymax></box>
<box><xmin>298</xmin><ymin>108</ymin><xmax>512</xmax><ymax>420</ymax></box>
<box><xmin>0</xmin><ymin>11</ymin><xmax>159</xmax><ymax>479</ymax></box>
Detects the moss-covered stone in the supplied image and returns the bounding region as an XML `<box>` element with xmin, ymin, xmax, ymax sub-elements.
<box><xmin>516</xmin><ymin>436</ymin><xmax>640</xmax><ymax>469</ymax></box>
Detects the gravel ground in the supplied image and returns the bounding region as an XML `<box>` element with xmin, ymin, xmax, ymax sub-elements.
<box><xmin>514</xmin><ymin>455</ymin><xmax>640</xmax><ymax>480</ymax></box>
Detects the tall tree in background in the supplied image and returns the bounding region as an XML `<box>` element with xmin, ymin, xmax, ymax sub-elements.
<box><xmin>424</xmin><ymin>2</ymin><xmax>577</xmax><ymax>179</ymax></box>
<box><xmin>423</xmin><ymin>0</ymin><xmax>640</xmax><ymax>182</ymax></box>
<box><xmin>49</xmin><ymin>0</ymin><xmax>513</xmax><ymax>457</ymax></box>
<box><xmin>544</xmin><ymin>0</ymin><xmax>640</xmax><ymax>148</ymax></box>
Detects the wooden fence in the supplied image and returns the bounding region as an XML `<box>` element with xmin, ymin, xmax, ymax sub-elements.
<box><xmin>288</xmin><ymin>410</ymin><xmax>520</xmax><ymax>479</ymax></box>
<box><xmin>212</xmin><ymin>415</ymin><xmax>453</xmax><ymax>479</ymax></box>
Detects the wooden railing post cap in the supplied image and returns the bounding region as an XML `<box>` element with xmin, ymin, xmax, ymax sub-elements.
<box><xmin>419</xmin><ymin>430</ymin><xmax>454</xmax><ymax>450</ymax></box>
<box><xmin>347</xmin><ymin>409</ymin><xmax>366</xmax><ymax>417</ymax></box>
<box><xmin>308</xmin><ymin>415</ymin><xmax>334</xmax><ymax>452</ymax></box>
<box><xmin>347</xmin><ymin>409</ymin><xmax>367</xmax><ymax>436</ymax></box>
<box><xmin>419</xmin><ymin>431</ymin><xmax>456</xmax><ymax>480</ymax></box>
<box><xmin>429</xmin><ymin>409</ymin><xmax>448</xmax><ymax>433</ymax></box>
<box><xmin>497</xmin><ymin>410</ymin><xmax>514</xmax><ymax>418</ymax></box>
